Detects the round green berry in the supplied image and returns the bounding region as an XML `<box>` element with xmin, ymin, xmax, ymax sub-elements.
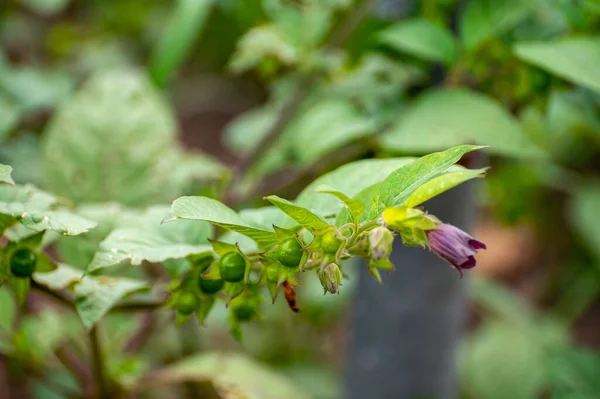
<box><xmin>278</xmin><ymin>239</ymin><xmax>303</xmax><ymax>268</ymax></box>
<box><xmin>219</xmin><ymin>252</ymin><xmax>246</xmax><ymax>282</ymax></box>
<box><xmin>321</xmin><ymin>231</ymin><xmax>342</xmax><ymax>253</ymax></box>
<box><xmin>198</xmin><ymin>277</ymin><xmax>224</xmax><ymax>294</ymax></box>
<box><xmin>176</xmin><ymin>292</ymin><xmax>198</xmax><ymax>315</ymax></box>
<box><xmin>10</xmin><ymin>248</ymin><xmax>37</xmax><ymax>278</ymax></box>
<box><xmin>233</xmin><ymin>304</ymin><xmax>255</xmax><ymax>322</ymax></box>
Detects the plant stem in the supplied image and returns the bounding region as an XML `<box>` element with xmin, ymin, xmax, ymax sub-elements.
<box><xmin>89</xmin><ymin>325</ymin><xmax>109</xmax><ymax>399</ymax></box>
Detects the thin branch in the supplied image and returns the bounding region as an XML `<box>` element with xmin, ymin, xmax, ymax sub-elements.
<box><xmin>55</xmin><ymin>346</ymin><xmax>96</xmax><ymax>397</ymax></box>
<box><xmin>31</xmin><ymin>281</ymin><xmax>75</xmax><ymax>309</ymax></box>
<box><xmin>89</xmin><ymin>325</ymin><xmax>110</xmax><ymax>399</ymax></box>
<box><xmin>123</xmin><ymin>312</ymin><xmax>155</xmax><ymax>353</ymax></box>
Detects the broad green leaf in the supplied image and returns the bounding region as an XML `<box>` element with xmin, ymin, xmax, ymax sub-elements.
<box><xmin>460</xmin><ymin>0</ymin><xmax>536</xmax><ymax>50</ymax></box>
<box><xmin>0</xmin><ymin>164</ymin><xmax>14</xmax><ymax>185</ymax></box>
<box><xmin>150</xmin><ymin>0</ymin><xmax>215</xmax><ymax>87</ymax></box>
<box><xmin>266</xmin><ymin>195</ymin><xmax>329</xmax><ymax>230</ymax></box>
<box><xmin>404</xmin><ymin>168</ymin><xmax>487</xmax><ymax>208</ymax></box>
<box><xmin>570</xmin><ymin>183</ymin><xmax>600</xmax><ymax>260</ymax></box>
<box><xmin>460</xmin><ymin>321</ymin><xmax>550</xmax><ymax>399</ymax></box>
<box><xmin>313</xmin><ymin>186</ymin><xmax>365</xmax><ymax>224</ymax></box>
<box><xmin>0</xmin><ymin>184</ymin><xmax>96</xmax><ymax>235</ymax></box>
<box><xmin>138</xmin><ymin>352</ymin><xmax>310</xmax><ymax>399</ymax></box>
<box><xmin>167</xmin><ymin>196</ymin><xmax>279</xmax><ymax>248</ymax></box>
<box><xmin>288</xmin><ymin>100</ymin><xmax>376</xmax><ymax>166</ymax></box>
<box><xmin>379</xmin><ymin>18</ymin><xmax>456</xmax><ymax>64</ymax></box>
<box><xmin>514</xmin><ymin>37</ymin><xmax>600</xmax><ymax>94</ymax></box>
<box><xmin>88</xmin><ymin>206</ymin><xmax>212</xmax><ymax>273</ymax></box>
<box><xmin>548</xmin><ymin>346</ymin><xmax>600</xmax><ymax>396</ymax></box>
<box><xmin>33</xmin><ymin>263</ymin><xmax>82</xmax><ymax>291</ymax></box>
<box><xmin>297</xmin><ymin>158</ymin><xmax>417</xmax><ymax>218</ymax></box>
<box><xmin>0</xmin><ymin>133</ymin><xmax>43</xmax><ymax>185</ymax></box>
<box><xmin>75</xmin><ymin>275</ymin><xmax>148</xmax><ymax>329</ymax></box>
<box><xmin>42</xmin><ymin>69</ymin><xmax>211</xmax><ymax>207</ymax></box>
<box><xmin>380</xmin><ymin>88</ymin><xmax>545</xmax><ymax>158</ymax></box>
<box><xmin>358</xmin><ymin>145</ymin><xmax>484</xmax><ymax>221</ymax></box>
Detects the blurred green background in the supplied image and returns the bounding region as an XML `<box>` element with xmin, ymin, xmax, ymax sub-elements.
<box><xmin>1</xmin><ymin>0</ymin><xmax>600</xmax><ymax>398</ymax></box>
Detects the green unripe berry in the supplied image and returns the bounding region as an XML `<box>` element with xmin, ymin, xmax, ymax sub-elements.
<box><xmin>321</xmin><ymin>231</ymin><xmax>342</xmax><ymax>253</ymax></box>
<box><xmin>10</xmin><ymin>248</ymin><xmax>37</xmax><ymax>278</ymax></box>
<box><xmin>233</xmin><ymin>304</ymin><xmax>255</xmax><ymax>322</ymax></box>
<box><xmin>219</xmin><ymin>252</ymin><xmax>246</xmax><ymax>282</ymax></box>
<box><xmin>198</xmin><ymin>277</ymin><xmax>224</xmax><ymax>294</ymax></box>
<box><xmin>278</xmin><ymin>239</ymin><xmax>303</xmax><ymax>268</ymax></box>
<box><xmin>176</xmin><ymin>292</ymin><xmax>198</xmax><ymax>315</ymax></box>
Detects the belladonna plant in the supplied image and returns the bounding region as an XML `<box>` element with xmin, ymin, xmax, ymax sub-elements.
<box><xmin>426</xmin><ymin>224</ymin><xmax>487</xmax><ymax>278</ymax></box>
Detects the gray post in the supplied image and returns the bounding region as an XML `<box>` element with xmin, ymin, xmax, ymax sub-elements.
<box><xmin>344</xmin><ymin>179</ymin><xmax>477</xmax><ymax>399</ymax></box>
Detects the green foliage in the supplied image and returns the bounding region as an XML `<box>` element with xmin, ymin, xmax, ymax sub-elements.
<box><xmin>379</xmin><ymin>18</ymin><xmax>456</xmax><ymax>64</ymax></box>
<box><xmin>514</xmin><ymin>37</ymin><xmax>600</xmax><ymax>94</ymax></box>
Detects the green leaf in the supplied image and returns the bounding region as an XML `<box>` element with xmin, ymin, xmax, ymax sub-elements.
<box><xmin>88</xmin><ymin>206</ymin><xmax>212</xmax><ymax>273</ymax></box>
<box><xmin>33</xmin><ymin>263</ymin><xmax>82</xmax><ymax>291</ymax></box>
<box><xmin>380</xmin><ymin>88</ymin><xmax>545</xmax><ymax>158</ymax></box>
<box><xmin>266</xmin><ymin>195</ymin><xmax>329</xmax><ymax>230</ymax></box>
<box><xmin>0</xmin><ymin>287</ymin><xmax>16</xmax><ymax>334</ymax></box>
<box><xmin>570</xmin><ymin>183</ymin><xmax>600</xmax><ymax>260</ymax></box>
<box><xmin>460</xmin><ymin>0</ymin><xmax>536</xmax><ymax>50</ymax></box>
<box><xmin>358</xmin><ymin>145</ymin><xmax>485</xmax><ymax>221</ymax></box>
<box><xmin>0</xmin><ymin>184</ymin><xmax>97</xmax><ymax>235</ymax></box>
<box><xmin>0</xmin><ymin>164</ymin><xmax>14</xmax><ymax>185</ymax></box>
<box><xmin>313</xmin><ymin>186</ymin><xmax>365</xmax><ymax>225</ymax></box>
<box><xmin>167</xmin><ymin>196</ymin><xmax>279</xmax><ymax>248</ymax></box>
<box><xmin>42</xmin><ymin>69</ymin><xmax>210</xmax><ymax>207</ymax></box>
<box><xmin>297</xmin><ymin>158</ymin><xmax>418</xmax><ymax>218</ymax></box>
<box><xmin>287</xmin><ymin>100</ymin><xmax>376</xmax><ymax>166</ymax></box>
<box><xmin>378</xmin><ymin>18</ymin><xmax>456</xmax><ymax>64</ymax></box>
<box><xmin>460</xmin><ymin>321</ymin><xmax>547</xmax><ymax>399</ymax></box>
<box><xmin>403</xmin><ymin>168</ymin><xmax>488</xmax><ymax>208</ymax></box>
<box><xmin>138</xmin><ymin>352</ymin><xmax>310</xmax><ymax>399</ymax></box>
<box><xmin>75</xmin><ymin>275</ymin><xmax>148</xmax><ymax>329</ymax></box>
<box><xmin>514</xmin><ymin>37</ymin><xmax>600</xmax><ymax>94</ymax></box>
<box><xmin>150</xmin><ymin>0</ymin><xmax>215</xmax><ymax>87</ymax></box>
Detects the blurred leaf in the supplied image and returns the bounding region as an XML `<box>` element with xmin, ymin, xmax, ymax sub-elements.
<box><xmin>88</xmin><ymin>206</ymin><xmax>212</xmax><ymax>273</ymax></box>
<box><xmin>19</xmin><ymin>0</ymin><xmax>69</xmax><ymax>16</ymax></box>
<box><xmin>0</xmin><ymin>184</ymin><xmax>96</xmax><ymax>235</ymax></box>
<box><xmin>75</xmin><ymin>275</ymin><xmax>148</xmax><ymax>329</ymax></box>
<box><xmin>460</xmin><ymin>0</ymin><xmax>536</xmax><ymax>50</ymax></box>
<box><xmin>43</xmin><ymin>69</ymin><xmax>208</xmax><ymax>207</ymax></box>
<box><xmin>469</xmin><ymin>277</ymin><xmax>532</xmax><ymax>324</ymax></box>
<box><xmin>548</xmin><ymin>346</ymin><xmax>600</xmax><ymax>397</ymax></box>
<box><xmin>460</xmin><ymin>321</ymin><xmax>547</xmax><ymax>399</ymax></box>
<box><xmin>139</xmin><ymin>352</ymin><xmax>310</xmax><ymax>399</ymax></box>
<box><xmin>266</xmin><ymin>195</ymin><xmax>329</xmax><ymax>230</ymax></box>
<box><xmin>0</xmin><ymin>164</ymin><xmax>14</xmax><ymax>185</ymax></box>
<box><xmin>356</xmin><ymin>145</ymin><xmax>484</xmax><ymax>221</ymax></box>
<box><xmin>33</xmin><ymin>263</ymin><xmax>82</xmax><ymax>291</ymax></box>
<box><xmin>230</xmin><ymin>24</ymin><xmax>298</xmax><ymax>73</ymax></box>
<box><xmin>379</xmin><ymin>18</ymin><xmax>456</xmax><ymax>64</ymax></box>
<box><xmin>0</xmin><ymin>96</ymin><xmax>20</xmax><ymax>143</ymax></box>
<box><xmin>514</xmin><ymin>37</ymin><xmax>600</xmax><ymax>94</ymax></box>
<box><xmin>0</xmin><ymin>287</ymin><xmax>15</xmax><ymax>334</ymax></box>
<box><xmin>167</xmin><ymin>196</ymin><xmax>279</xmax><ymax>248</ymax></box>
<box><xmin>0</xmin><ymin>67</ymin><xmax>73</xmax><ymax>113</ymax></box>
<box><xmin>150</xmin><ymin>0</ymin><xmax>216</xmax><ymax>87</ymax></box>
<box><xmin>297</xmin><ymin>158</ymin><xmax>417</xmax><ymax>218</ymax></box>
<box><xmin>10</xmin><ymin>277</ymin><xmax>30</xmax><ymax>306</ymax></box>
<box><xmin>380</xmin><ymin>88</ymin><xmax>545</xmax><ymax>158</ymax></box>
<box><xmin>288</xmin><ymin>100</ymin><xmax>376</xmax><ymax>165</ymax></box>
<box><xmin>570</xmin><ymin>183</ymin><xmax>600</xmax><ymax>260</ymax></box>
<box><xmin>0</xmin><ymin>133</ymin><xmax>43</xmax><ymax>185</ymax></box>
<box><xmin>404</xmin><ymin>168</ymin><xmax>487</xmax><ymax>208</ymax></box>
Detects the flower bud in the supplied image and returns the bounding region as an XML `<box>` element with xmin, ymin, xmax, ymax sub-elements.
<box><xmin>319</xmin><ymin>263</ymin><xmax>343</xmax><ymax>294</ymax></box>
<box><xmin>369</xmin><ymin>227</ymin><xmax>394</xmax><ymax>260</ymax></box>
